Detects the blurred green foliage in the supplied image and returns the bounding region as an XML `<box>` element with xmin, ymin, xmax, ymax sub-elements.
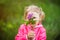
<box><xmin>0</xmin><ymin>0</ymin><xmax>60</xmax><ymax>40</ymax></box>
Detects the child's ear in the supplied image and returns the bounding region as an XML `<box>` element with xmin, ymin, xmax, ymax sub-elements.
<box><xmin>41</xmin><ymin>11</ymin><xmax>45</xmax><ymax>20</ymax></box>
<box><xmin>39</xmin><ymin>9</ymin><xmax>45</xmax><ymax>21</ymax></box>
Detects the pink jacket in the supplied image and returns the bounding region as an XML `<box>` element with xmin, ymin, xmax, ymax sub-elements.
<box><xmin>15</xmin><ymin>23</ymin><xmax>46</xmax><ymax>40</ymax></box>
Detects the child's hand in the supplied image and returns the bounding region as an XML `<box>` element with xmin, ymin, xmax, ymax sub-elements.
<box><xmin>27</xmin><ymin>31</ymin><xmax>35</xmax><ymax>40</ymax></box>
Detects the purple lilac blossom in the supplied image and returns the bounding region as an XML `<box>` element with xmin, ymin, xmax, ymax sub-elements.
<box><xmin>27</xmin><ymin>13</ymin><xmax>33</xmax><ymax>20</ymax></box>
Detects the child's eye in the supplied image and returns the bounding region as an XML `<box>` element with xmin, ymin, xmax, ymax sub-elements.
<box><xmin>33</xmin><ymin>17</ymin><xmax>36</xmax><ymax>19</ymax></box>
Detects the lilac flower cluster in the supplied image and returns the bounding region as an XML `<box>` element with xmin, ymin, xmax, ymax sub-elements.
<box><xmin>27</xmin><ymin>13</ymin><xmax>33</xmax><ymax>20</ymax></box>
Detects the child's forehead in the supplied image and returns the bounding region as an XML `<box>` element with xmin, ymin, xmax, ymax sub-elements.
<box><xmin>27</xmin><ymin>12</ymin><xmax>40</xmax><ymax>16</ymax></box>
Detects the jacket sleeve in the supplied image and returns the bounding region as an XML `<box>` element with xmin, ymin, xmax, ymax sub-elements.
<box><xmin>39</xmin><ymin>26</ymin><xmax>46</xmax><ymax>40</ymax></box>
<box><xmin>15</xmin><ymin>24</ymin><xmax>27</xmax><ymax>40</ymax></box>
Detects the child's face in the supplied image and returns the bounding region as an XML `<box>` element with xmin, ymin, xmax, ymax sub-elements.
<box><xmin>27</xmin><ymin>11</ymin><xmax>40</xmax><ymax>22</ymax></box>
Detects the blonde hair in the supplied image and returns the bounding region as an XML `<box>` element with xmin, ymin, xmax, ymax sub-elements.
<box><xmin>24</xmin><ymin>5</ymin><xmax>45</xmax><ymax>22</ymax></box>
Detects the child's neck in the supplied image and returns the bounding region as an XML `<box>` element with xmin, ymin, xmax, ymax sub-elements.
<box><xmin>30</xmin><ymin>21</ymin><xmax>41</xmax><ymax>27</ymax></box>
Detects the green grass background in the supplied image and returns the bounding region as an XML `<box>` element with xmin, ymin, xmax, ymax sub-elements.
<box><xmin>0</xmin><ymin>0</ymin><xmax>60</xmax><ymax>40</ymax></box>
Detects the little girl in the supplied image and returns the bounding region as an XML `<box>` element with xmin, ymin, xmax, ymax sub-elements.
<box><xmin>15</xmin><ymin>5</ymin><xmax>46</xmax><ymax>40</ymax></box>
